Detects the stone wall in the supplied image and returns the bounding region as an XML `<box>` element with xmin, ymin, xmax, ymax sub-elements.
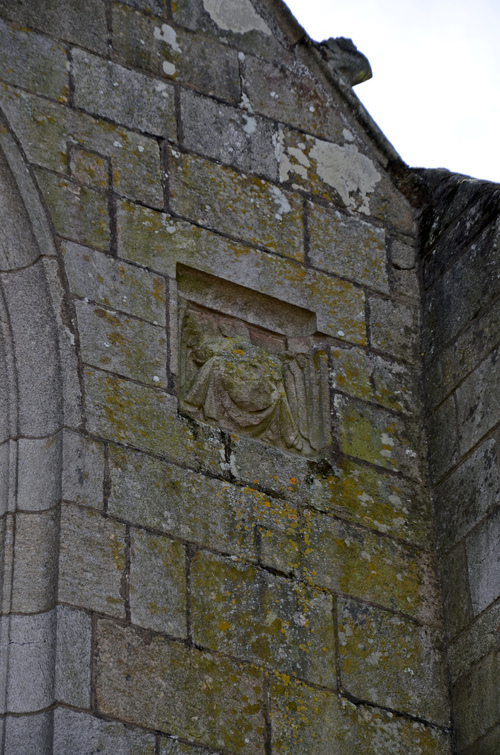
<box><xmin>422</xmin><ymin>171</ymin><xmax>500</xmax><ymax>755</ymax></box>
<box><xmin>0</xmin><ymin>0</ymin><xmax>460</xmax><ymax>752</ymax></box>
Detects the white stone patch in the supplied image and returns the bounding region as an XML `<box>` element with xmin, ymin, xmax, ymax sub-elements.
<box><xmin>162</xmin><ymin>60</ymin><xmax>176</xmax><ymax>76</ymax></box>
<box><xmin>367</xmin><ymin>650</ymin><xmax>383</xmax><ymax>666</ymax></box>
<box><xmin>229</xmin><ymin>452</ymin><xmax>239</xmax><ymax>478</ymax></box>
<box><xmin>242</xmin><ymin>114</ymin><xmax>257</xmax><ymax>135</ymax></box>
<box><xmin>203</xmin><ymin>0</ymin><xmax>272</xmax><ymax>36</ymax></box>
<box><xmin>381</xmin><ymin>432</ymin><xmax>395</xmax><ymax>447</ymax></box>
<box><xmin>270</xmin><ymin>185</ymin><xmax>291</xmax><ymax>217</ymax></box>
<box><xmin>343</xmin><ymin>128</ymin><xmax>355</xmax><ymax>142</ymax></box>
<box><xmin>240</xmin><ymin>92</ymin><xmax>254</xmax><ymax>113</ymax></box>
<box><xmin>277</xmin><ymin>134</ymin><xmax>310</xmax><ymax>183</ymax></box>
<box><xmin>309</xmin><ymin>139</ymin><xmax>381</xmax><ymax>215</ymax></box>
<box><xmin>154</xmin><ymin>24</ymin><xmax>181</xmax><ymax>52</ymax></box>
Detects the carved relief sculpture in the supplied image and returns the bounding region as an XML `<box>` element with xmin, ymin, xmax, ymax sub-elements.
<box><xmin>179</xmin><ymin>306</ymin><xmax>330</xmax><ymax>456</ymax></box>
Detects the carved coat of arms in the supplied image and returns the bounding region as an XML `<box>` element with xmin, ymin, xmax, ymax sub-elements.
<box><xmin>179</xmin><ymin>308</ymin><xmax>330</xmax><ymax>456</ymax></box>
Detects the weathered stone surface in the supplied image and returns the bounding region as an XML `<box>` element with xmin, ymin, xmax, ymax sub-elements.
<box><xmin>463</xmin><ymin>723</ymin><xmax>500</xmax><ymax>755</ymax></box>
<box><xmin>440</xmin><ymin>542</ymin><xmax>472</xmax><ymax>639</ymax></box>
<box><xmin>391</xmin><ymin>266</ymin><xmax>419</xmax><ymax>299</ymax></box>
<box><xmin>302</xmin><ymin>509</ymin><xmax>438</xmax><ymax>622</ymax></box>
<box><xmin>424</xmin><ymin>183</ymin><xmax>500</xmax><ymax>287</ymax></box>
<box><xmin>16</xmin><ymin>434</ymin><xmax>61</xmax><ymax>512</ymax></box>
<box><xmin>0</xmin><ymin>145</ymin><xmax>43</xmax><ymax>273</ymax></box>
<box><xmin>69</xmin><ymin>147</ymin><xmax>109</xmax><ymax>190</ymax></box>
<box><xmin>0</xmin><ymin>0</ymin><xmax>108</xmax><ymax>54</ymax></box>
<box><xmin>424</xmin><ymin>219</ymin><xmax>500</xmax><ymax>357</ymax></box>
<box><xmin>335</xmin><ymin>394</ymin><xmax>422</xmax><ymax>479</ymax></box>
<box><xmin>257</xmin><ymin>522</ymin><xmax>300</xmax><ymax>575</ymax></box>
<box><xmin>278</xmin><ymin>127</ymin><xmax>382</xmax><ymax>215</ymax></box>
<box><xmin>86</xmin><ymin>370</ymin><xmax>225</xmax><ymax>473</ymax></box>
<box><xmin>428</xmin><ymin>394</ymin><xmax>459</xmax><ymax>484</ymax></box>
<box><xmin>176</xmin><ymin>260</ymin><xmax>317</xmax><ymax>339</ymax></box>
<box><xmin>11</xmin><ymin>509</ymin><xmax>59</xmax><ymax>613</ymax></box>
<box><xmin>425</xmin><ymin>293</ymin><xmax>500</xmax><ymax>410</ymax></box>
<box><xmin>466</xmin><ymin>506</ymin><xmax>500</xmax><ymax>615</ymax></box>
<box><xmin>369</xmin><ymin>296</ymin><xmax>419</xmax><ymax>363</ymax></box>
<box><xmin>118</xmin><ymin>0</ymin><xmax>164</xmax><ymax>15</ymax></box>
<box><xmin>1</xmin><ymin>263</ymin><xmax>61</xmax><ymax>437</ymax></box>
<box><xmin>447</xmin><ymin>600</ymin><xmax>500</xmax><ymax>684</ymax></box>
<box><xmin>456</xmin><ymin>348</ymin><xmax>500</xmax><ymax>455</ymax></box>
<box><xmin>191</xmin><ymin>550</ymin><xmax>335</xmax><ymax>686</ymax></box>
<box><xmin>330</xmin><ymin>345</ymin><xmax>420</xmax><ymax>415</ymax></box>
<box><xmin>391</xmin><ymin>237</ymin><xmax>417</xmax><ymax>270</ymax></box>
<box><xmin>72</xmin><ymin>49</ymin><xmax>177</xmax><ymax>138</ymax></box>
<box><xmin>76</xmin><ymin>301</ymin><xmax>167</xmax><ymax>387</ymax></box>
<box><xmin>338</xmin><ymin>599</ymin><xmax>449</xmax><ymax>725</ymax></box>
<box><xmin>181</xmin><ymin>88</ymin><xmax>278</xmax><ymax>180</ymax></box>
<box><xmin>308</xmin><ymin>203</ymin><xmax>388</xmax><ymax>291</ymax></box>
<box><xmin>113</xmin><ymin>7</ymin><xmax>241</xmax><ymax>103</ymax></box>
<box><xmin>171</xmin><ymin>0</ymin><xmax>289</xmax><ymax>61</ymax></box>
<box><xmin>117</xmin><ymin>199</ymin><xmax>366</xmax><ymax>343</ymax></box>
<box><xmin>0</xmin><ymin>19</ymin><xmax>68</xmax><ymax>101</ymax></box>
<box><xmin>58</xmin><ymin>503</ymin><xmax>126</xmax><ymax>616</ymax></box>
<box><xmin>433</xmin><ymin>438</ymin><xmax>500</xmax><ymax>551</ymax></box>
<box><xmin>452</xmin><ymin>650</ymin><xmax>500</xmax><ymax>753</ymax></box>
<box><xmin>53</xmin><ymin>708</ymin><xmax>156</xmax><ymax>755</ymax></box>
<box><xmin>3</xmin><ymin>610</ymin><xmax>56</xmax><ymax>712</ymax></box>
<box><xmin>130</xmin><ymin>529</ymin><xmax>187</xmax><ymax>637</ymax></box>
<box><xmin>228</xmin><ymin>434</ymin><xmax>311</xmax><ymax>503</ymax></box>
<box><xmin>244</xmin><ymin>57</ymin><xmax>344</xmax><ymax>142</ymax></box>
<box><xmin>63</xmin><ymin>241</ymin><xmax>166</xmax><ymax>325</ymax></box>
<box><xmin>108</xmin><ymin>444</ymin><xmax>296</xmax><ymax>561</ymax></box>
<box><xmin>39</xmin><ymin>255</ymin><xmax>83</xmax><ymax>431</ymax></box>
<box><xmin>168</xmin><ymin>148</ymin><xmax>304</xmax><ymax>260</ymax></box>
<box><xmin>36</xmin><ymin>169</ymin><xmax>110</xmax><ymax>251</ymax></box>
<box><xmin>270</xmin><ymin>677</ymin><xmax>452</xmax><ymax>754</ymax></box>
<box><xmin>3</xmin><ymin>712</ymin><xmax>53</xmax><ymax>755</ymax></box>
<box><xmin>96</xmin><ymin>620</ymin><xmax>265</xmax><ymax>753</ymax></box>
<box><xmin>307</xmin><ymin>456</ymin><xmax>431</xmax><ymax>545</ymax></box>
<box><xmin>160</xmin><ymin>740</ymin><xmax>214</xmax><ymax>755</ymax></box>
<box><xmin>62</xmin><ymin>430</ymin><xmax>104</xmax><ymax>509</ymax></box>
<box><xmin>0</xmin><ymin>87</ymin><xmax>164</xmax><ymax>207</ymax></box>
<box><xmin>277</xmin><ymin>125</ymin><xmax>414</xmax><ymax>231</ymax></box>
<box><xmin>55</xmin><ymin>605</ymin><xmax>92</xmax><ymax>709</ymax></box>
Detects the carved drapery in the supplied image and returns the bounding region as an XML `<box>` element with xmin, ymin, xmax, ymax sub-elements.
<box><xmin>178</xmin><ymin>304</ymin><xmax>330</xmax><ymax>456</ymax></box>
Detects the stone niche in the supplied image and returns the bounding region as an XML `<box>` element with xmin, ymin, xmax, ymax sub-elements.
<box><xmin>177</xmin><ymin>265</ymin><xmax>331</xmax><ymax>455</ymax></box>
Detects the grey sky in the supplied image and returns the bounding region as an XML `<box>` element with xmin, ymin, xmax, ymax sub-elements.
<box><xmin>284</xmin><ymin>0</ymin><xmax>500</xmax><ymax>183</ymax></box>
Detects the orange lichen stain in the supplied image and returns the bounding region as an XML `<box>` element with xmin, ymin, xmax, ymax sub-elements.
<box><xmin>152</xmin><ymin>276</ymin><xmax>164</xmax><ymax>302</ymax></box>
<box><xmin>219</xmin><ymin>620</ymin><xmax>231</xmax><ymax>632</ymax></box>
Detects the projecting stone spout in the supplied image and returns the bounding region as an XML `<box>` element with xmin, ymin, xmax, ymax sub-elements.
<box><xmin>319</xmin><ymin>36</ymin><xmax>373</xmax><ymax>86</ymax></box>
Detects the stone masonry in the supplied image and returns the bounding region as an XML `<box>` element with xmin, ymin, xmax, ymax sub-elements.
<box><xmin>0</xmin><ymin>0</ymin><xmax>497</xmax><ymax>753</ymax></box>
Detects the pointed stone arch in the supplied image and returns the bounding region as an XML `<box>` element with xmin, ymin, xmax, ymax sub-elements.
<box><xmin>0</xmin><ymin>111</ymin><xmax>75</xmax><ymax>753</ymax></box>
